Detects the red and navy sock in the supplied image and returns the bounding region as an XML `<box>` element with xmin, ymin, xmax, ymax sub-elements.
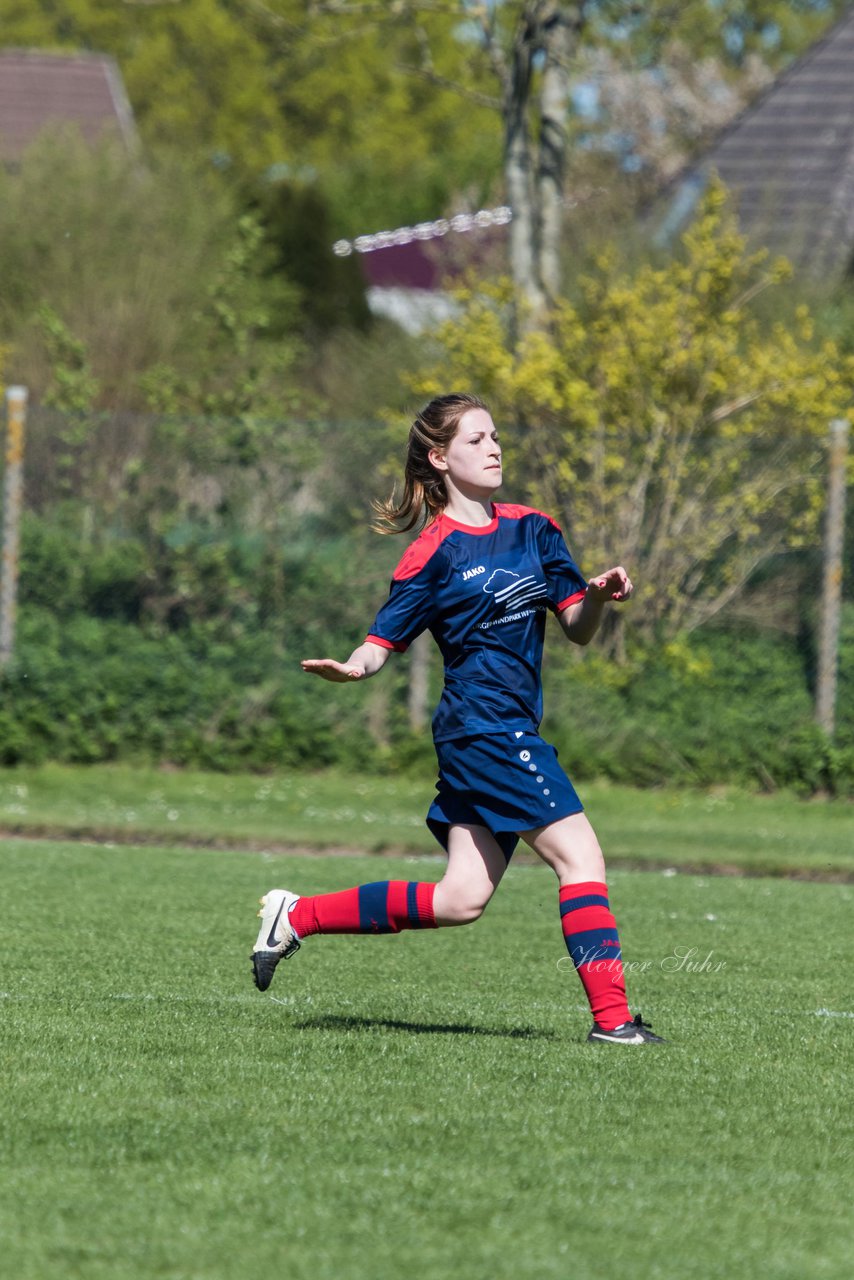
<box><xmin>559</xmin><ymin>881</ymin><xmax>631</xmax><ymax>1030</ymax></box>
<box><xmin>289</xmin><ymin>881</ymin><xmax>437</xmax><ymax>939</ymax></box>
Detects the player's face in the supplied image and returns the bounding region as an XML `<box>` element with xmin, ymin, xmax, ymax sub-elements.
<box><xmin>436</xmin><ymin>408</ymin><xmax>503</xmax><ymax>495</ymax></box>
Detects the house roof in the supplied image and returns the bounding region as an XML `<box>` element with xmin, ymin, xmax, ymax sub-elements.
<box><xmin>0</xmin><ymin>49</ymin><xmax>138</xmax><ymax>164</ymax></box>
<box><xmin>655</xmin><ymin>5</ymin><xmax>854</xmax><ymax>276</ymax></box>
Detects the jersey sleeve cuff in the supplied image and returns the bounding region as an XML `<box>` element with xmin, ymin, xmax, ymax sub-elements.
<box><xmin>556</xmin><ymin>589</ymin><xmax>586</xmax><ymax>612</ymax></box>
<box><xmin>365</xmin><ymin>633</ymin><xmax>409</xmax><ymax>653</ymax></box>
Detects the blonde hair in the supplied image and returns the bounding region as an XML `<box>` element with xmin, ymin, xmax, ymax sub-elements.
<box><xmin>372</xmin><ymin>393</ymin><xmax>489</xmax><ymax>535</ymax></box>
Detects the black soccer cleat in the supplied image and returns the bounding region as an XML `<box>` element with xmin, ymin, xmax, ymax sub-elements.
<box><xmin>587</xmin><ymin>1014</ymin><xmax>666</xmax><ymax>1044</ymax></box>
<box><xmin>252</xmin><ymin>948</ymin><xmax>298</xmax><ymax>992</ymax></box>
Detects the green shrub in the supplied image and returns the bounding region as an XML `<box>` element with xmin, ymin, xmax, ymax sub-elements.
<box><xmin>0</xmin><ymin>607</ymin><xmax>419</xmax><ymax>772</ymax></box>
<box><xmin>18</xmin><ymin>514</ymin><xmax>85</xmax><ymax>616</ymax></box>
<box><xmin>5</xmin><ymin>512</ymin><xmax>854</xmax><ymax>794</ymax></box>
<box><xmin>543</xmin><ymin>622</ymin><xmax>854</xmax><ymax>796</ymax></box>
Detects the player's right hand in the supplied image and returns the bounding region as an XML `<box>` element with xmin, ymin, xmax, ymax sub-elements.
<box><xmin>301</xmin><ymin>659</ymin><xmax>366</xmax><ymax>682</ymax></box>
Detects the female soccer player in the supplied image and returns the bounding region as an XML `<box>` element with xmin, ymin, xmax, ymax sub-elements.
<box><xmin>252</xmin><ymin>393</ymin><xmax>664</xmax><ymax>1044</ymax></box>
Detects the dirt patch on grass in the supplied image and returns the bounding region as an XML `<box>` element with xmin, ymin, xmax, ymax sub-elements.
<box><xmin>1</xmin><ymin>824</ymin><xmax>851</xmax><ymax>882</ymax></box>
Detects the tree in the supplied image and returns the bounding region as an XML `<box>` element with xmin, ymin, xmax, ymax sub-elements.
<box><xmin>410</xmin><ymin>183</ymin><xmax>854</xmax><ymax>654</ymax></box>
<box><xmin>140</xmin><ymin>211</ymin><xmax>303</xmax><ymax>430</ymax></box>
<box><xmin>1</xmin><ymin>0</ymin><xmax>287</xmax><ymax>174</ymax></box>
<box><xmin>7</xmin><ymin>0</ymin><xmax>848</xmax><ymax>313</ymax></box>
<box><xmin>0</xmin><ymin>135</ymin><xmax>302</xmax><ymax>415</ymax></box>
<box><xmin>245</xmin><ymin>176</ymin><xmax>372</xmax><ymax>335</ymax></box>
<box><xmin>478</xmin><ymin>2</ymin><xmax>583</xmax><ymax>326</ymax></box>
<box><xmin>289</xmin><ymin>0</ymin><xmax>852</xmax><ymax>329</ymax></box>
<box><xmin>243</xmin><ymin>1</ymin><xmax>503</xmax><ymax>232</ymax></box>
<box><xmin>296</xmin><ymin>0</ymin><xmax>582</xmax><ymax>327</ymax></box>
<box><xmin>0</xmin><ymin>0</ymin><xmax>502</xmax><ymax>233</ymax></box>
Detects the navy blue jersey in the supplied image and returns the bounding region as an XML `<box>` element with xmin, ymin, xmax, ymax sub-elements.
<box><xmin>367</xmin><ymin>503</ymin><xmax>587</xmax><ymax>742</ymax></box>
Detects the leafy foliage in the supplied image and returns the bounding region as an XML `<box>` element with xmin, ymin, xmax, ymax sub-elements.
<box><xmin>3</xmin><ymin>1</ymin><xmax>849</xmax><ymax>237</ymax></box>
<box><xmin>246</xmin><ymin>177</ymin><xmax>372</xmax><ymax>336</ymax></box>
<box><xmin>139</xmin><ymin>211</ymin><xmax>303</xmax><ymax>431</ymax></box>
<box><xmin>37</xmin><ymin>306</ymin><xmax>100</xmax><ymax>414</ymax></box>
<box><xmin>413</xmin><ymin>183</ymin><xmax>854</xmax><ymax>649</ymax></box>
<box><xmin>0</xmin><ymin>137</ymin><xmax>305</xmax><ymax>414</ymax></box>
<box><xmin>1</xmin><ymin>0</ymin><xmax>286</xmax><ymax>174</ymax></box>
<box><xmin>543</xmin><ymin>620</ymin><xmax>854</xmax><ymax>795</ymax></box>
<box><xmin>1</xmin><ymin>0</ymin><xmax>502</xmax><ymax>233</ymax></box>
<box><xmin>1</xmin><ymin>510</ymin><xmax>852</xmax><ymax>793</ymax></box>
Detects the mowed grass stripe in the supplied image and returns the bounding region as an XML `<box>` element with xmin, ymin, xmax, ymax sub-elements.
<box><xmin>1</xmin><ymin>763</ymin><xmax>853</xmax><ymax>875</ymax></box>
<box><xmin>1</xmin><ymin>839</ymin><xmax>852</xmax><ymax>1280</ymax></box>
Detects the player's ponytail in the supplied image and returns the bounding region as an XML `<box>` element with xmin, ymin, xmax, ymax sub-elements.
<box><xmin>372</xmin><ymin>393</ymin><xmax>489</xmax><ymax>535</ymax></box>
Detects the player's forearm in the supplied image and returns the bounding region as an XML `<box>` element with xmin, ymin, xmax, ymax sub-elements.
<box><xmin>559</xmin><ymin>592</ymin><xmax>605</xmax><ymax>646</ymax></box>
<box><xmin>347</xmin><ymin>641</ymin><xmax>392</xmax><ymax>677</ymax></box>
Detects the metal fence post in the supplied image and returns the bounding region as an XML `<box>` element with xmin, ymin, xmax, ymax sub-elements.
<box><xmin>1</xmin><ymin>386</ymin><xmax>28</xmax><ymax>668</ymax></box>
<box><xmin>815</xmin><ymin>417</ymin><xmax>850</xmax><ymax>738</ymax></box>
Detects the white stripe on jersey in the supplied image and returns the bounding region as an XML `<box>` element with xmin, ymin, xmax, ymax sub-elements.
<box><xmin>492</xmin><ymin>574</ymin><xmax>537</xmax><ymax>601</ymax></box>
<box><xmin>508</xmin><ymin>586</ymin><xmax>548</xmax><ymax>608</ymax></box>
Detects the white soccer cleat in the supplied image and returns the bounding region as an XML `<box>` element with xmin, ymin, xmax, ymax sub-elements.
<box><xmin>251</xmin><ymin>889</ymin><xmax>301</xmax><ymax>991</ymax></box>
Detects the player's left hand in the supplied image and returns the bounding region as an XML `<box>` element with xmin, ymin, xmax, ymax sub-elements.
<box><xmin>587</xmin><ymin>566</ymin><xmax>633</xmax><ymax>603</ymax></box>
<box><xmin>301</xmin><ymin>658</ymin><xmax>366</xmax><ymax>681</ymax></box>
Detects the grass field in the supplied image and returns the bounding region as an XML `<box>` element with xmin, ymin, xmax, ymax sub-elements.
<box><xmin>1</xmin><ymin>762</ymin><xmax>853</xmax><ymax>876</ymax></box>
<box><xmin>2</xmin><ymin>823</ymin><xmax>853</xmax><ymax>1279</ymax></box>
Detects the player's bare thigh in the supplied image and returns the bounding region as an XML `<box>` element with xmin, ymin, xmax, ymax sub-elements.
<box><xmin>520</xmin><ymin>811</ymin><xmax>606</xmax><ymax>886</ymax></box>
<box><xmin>433</xmin><ymin>823</ymin><xmax>509</xmax><ymax>925</ymax></box>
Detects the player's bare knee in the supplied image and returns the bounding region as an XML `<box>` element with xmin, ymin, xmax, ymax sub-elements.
<box><xmin>434</xmin><ymin>889</ymin><xmax>488</xmax><ymax>925</ymax></box>
<box><xmin>535</xmin><ymin>839</ymin><xmax>605</xmax><ymax>883</ymax></box>
<box><xmin>457</xmin><ymin>898</ymin><xmax>488</xmax><ymax>924</ymax></box>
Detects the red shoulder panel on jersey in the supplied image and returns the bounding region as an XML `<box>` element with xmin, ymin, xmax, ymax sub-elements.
<box><xmin>392</xmin><ymin>517</ymin><xmax>456</xmax><ymax>581</ymax></box>
<box><xmin>494</xmin><ymin>502</ymin><xmax>562</xmax><ymax>533</ymax></box>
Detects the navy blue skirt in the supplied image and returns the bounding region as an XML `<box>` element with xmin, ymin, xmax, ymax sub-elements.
<box><xmin>426</xmin><ymin>730</ymin><xmax>583</xmax><ymax>860</ymax></box>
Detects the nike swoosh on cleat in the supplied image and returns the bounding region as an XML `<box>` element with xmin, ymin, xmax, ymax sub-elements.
<box><xmin>265</xmin><ymin>896</ymin><xmax>289</xmax><ymax>949</ymax></box>
<box><xmin>592</xmin><ymin>1031</ymin><xmax>645</xmax><ymax>1044</ymax></box>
